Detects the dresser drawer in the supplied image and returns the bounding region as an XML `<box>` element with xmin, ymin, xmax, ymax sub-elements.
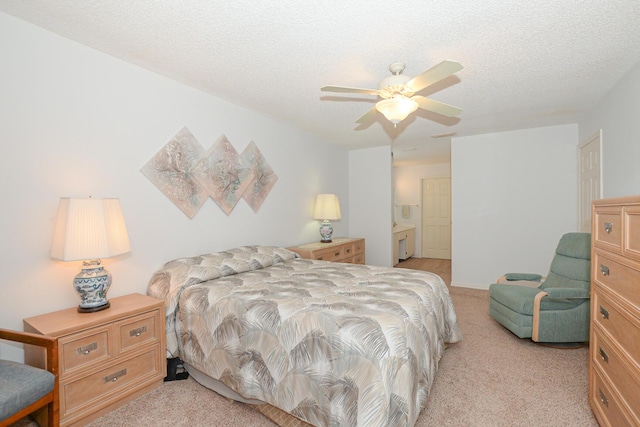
<box><xmin>343</xmin><ymin>244</ymin><xmax>355</xmax><ymax>259</ymax></box>
<box><xmin>61</xmin><ymin>347</ymin><xmax>162</xmax><ymax>421</ymax></box>
<box><xmin>592</xmin><ymin>329</ymin><xmax>640</xmax><ymax>420</ymax></box>
<box><xmin>352</xmin><ymin>253</ymin><xmax>365</xmax><ymax>264</ymax></box>
<box><xmin>313</xmin><ymin>246</ymin><xmax>344</xmax><ymax>262</ymax></box>
<box><xmin>594</xmin><ymin>250</ymin><xmax>640</xmax><ymax>312</ymax></box>
<box><xmin>60</xmin><ymin>325</ymin><xmax>112</xmax><ymax>375</ymax></box>
<box><xmin>594</xmin><ymin>207</ymin><xmax>623</xmax><ymax>252</ymax></box>
<box><xmin>352</xmin><ymin>240</ymin><xmax>365</xmax><ymax>255</ymax></box>
<box><xmin>592</xmin><ymin>290</ymin><xmax>640</xmax><ymax>369</ymax></box>
<box><xmin>117</xmin><ymin>310</ymin><xmax>161</xmax><ymax>355</ymax></box>
<box><xmin>623</xmin><ymin>205</ymin><xmax>640</xmax><ymax>262</ymax></box>
<box><xmin>591</xmin><ymin>365</ymin><xmax>636</xmax><ymax>427</ymax></box>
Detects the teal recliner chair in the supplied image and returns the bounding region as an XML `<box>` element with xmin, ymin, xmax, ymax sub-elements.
<box><xmin>489</xmin><ymin>232</ymin><xmax>591</xmax><ymax>344</ymax></box>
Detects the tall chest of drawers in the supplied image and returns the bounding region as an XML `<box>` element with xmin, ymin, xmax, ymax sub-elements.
<box><xmin>24</xmin><ymin>293</ymin><xmax>166</xmax><ymax>426</ymax></box>
<box><xmin>590</xmin><ymin>196</ymin><xmax>640</xmax><ymax>426</ymax></box>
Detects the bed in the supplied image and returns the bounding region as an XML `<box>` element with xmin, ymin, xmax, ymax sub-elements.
<box><xmin>147</xmin><ymin>245</ymin><xmax>462</xmax><ymax>427</ymax></box>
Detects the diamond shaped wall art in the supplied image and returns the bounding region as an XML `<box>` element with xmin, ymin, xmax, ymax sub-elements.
<box><xmin>192</xmin><ymin>135</ymin><xmax>254</xmax><ymax>216</ymax></box>
<box><xmin>142</xmin><ymin>128</ymin><xmax>276</xmax><ymax>217</ymax></box>
<box><xmin>241</xmin><ymin>141</ymin><xmax>278</xmax><ymax>213</ymax></box>
<box><xmin>140</xmin><ymin>127</ymin><xmax>207</xmax><ymax>218</ymax></box>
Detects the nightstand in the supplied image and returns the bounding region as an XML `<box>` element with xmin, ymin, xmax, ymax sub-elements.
<box><xmin>23</xmin><ymin>293</ymin><xmax>166</xmax><ymax>427</ymax></box>
<box><xmin>288</xmin><ymin>237</ymin><xmax>365</xmax><ymax>264</ymax></box>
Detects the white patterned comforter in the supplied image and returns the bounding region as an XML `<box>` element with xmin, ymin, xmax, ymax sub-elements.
<box><xmin>147</xmin><ymin>246</ymin><xmax>462</xmax><ymax>427</ymax></box>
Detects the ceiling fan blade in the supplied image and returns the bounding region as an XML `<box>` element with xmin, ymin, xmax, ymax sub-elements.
<box><xmin>413</xmin><ymin>96</ymin><xmax>462</xmax><ymax>117</ymax></box>
<box><xmin>355</xmin><ymin>107</ymin><xmax>379</xmax><ymax>124</ymax></box>
<box><xmin>405</xmin><ymin>60</ymin><xmax>463</xmax><ymax>93</ymax></box>
<box><xmin>321</xmin><ymin>86</ymin><xmax>381</xmax><ymax>96</ymax></box>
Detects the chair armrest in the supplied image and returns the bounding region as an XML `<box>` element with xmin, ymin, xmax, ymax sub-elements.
<box><xmin>497</xmin><ymin>273</ymin><xmax>544</xmax><ymax>287</ymax></box>
<box><xmin>0</xmin><ymin>328</ymin><xmax>56</xmax><ymax>351</ymax></box>
<box><xmin>503</xmin><ymin>273</ymin><xmax>543</xmax><ymax>282</ymax></box>
<box><xmin>0</xmin><ymin>328</ymin><xmax>58</xmax><ymax>377</ymax></box>
<box><xmin>542</xmin><ymin>288</ymin><xmax>590</xmax><ymax>300</ymax></box>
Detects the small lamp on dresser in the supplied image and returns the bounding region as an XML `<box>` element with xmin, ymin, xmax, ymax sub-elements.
<box><xmin>50</xmin><ymin>197</ymin><xmax>131</xmax><ymax>313</ymax></box>
<box><xmin>313</xmin><ymin>193</ymin><xmax>341</xmax><ymax>243</ymax></box>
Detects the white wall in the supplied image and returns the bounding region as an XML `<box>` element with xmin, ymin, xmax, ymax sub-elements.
<box><xmin>0</xmin><ymin>13</ymin><xmax>351</xmax><ymax>360</ymax></box>
<box><xmin>349</xmin><ymin>146</ymin><xmax>393</xmax><ymax>267</ymax></box>
<box><xmin>393</xmin><ymin>162</ymin><xmax>450</xmax><ymax>258</ymax></box>
<box><xmin>451</xmin><ymin>124</ymin><xmax>579</xmax><ymax>289</ymax></box>
<box><xmin>579</xmin><ymin>60</ymin><xmax>640</xmax><ymax>198</ymax></box>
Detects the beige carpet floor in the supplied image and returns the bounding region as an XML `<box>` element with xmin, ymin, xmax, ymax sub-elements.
<box><xmin>15</xmin><ymin>259</ymin><xmax>599</xmax><ymax>426</ymax></box>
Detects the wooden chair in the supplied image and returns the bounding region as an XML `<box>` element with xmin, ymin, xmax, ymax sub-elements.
<box><xmin>0</xmin><ymin>328</ymin><xmax>59</xmax><ymax>427</ymax></box>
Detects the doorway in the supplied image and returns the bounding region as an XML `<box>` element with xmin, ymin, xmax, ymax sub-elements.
<box><xmin>421</xmin><ymin>177</ymin><xmax>451</xmax><ymax>259</ymax></box>
<box><xmin>578</xmin><ymin>130</ymin><xmax>602</xmax><ymax>232</ymax></box>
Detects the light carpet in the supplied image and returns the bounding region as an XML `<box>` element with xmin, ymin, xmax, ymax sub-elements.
<box><xmin>13</xmin><ymin>277</ymin><xmax>598</xmax><ymax>426</ymax></box>
<box><xmin>82</xmin><ymin>287</ymin><xmax>597</xmax><ymax>427</ymax></box>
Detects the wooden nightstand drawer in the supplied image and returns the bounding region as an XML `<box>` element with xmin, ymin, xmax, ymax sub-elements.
<box><xmin>62</xmin><ymin>347</ymin><xmax>162</xmax><ymax>422</ymax></box>
<box><xmin>314</xmin><ymin>246</ymin><xmax>344</xmax><ymax>261</ymax></box>
<box><xmin>117</xmin><ymin>310</ymin><xmax>160</xmax><ymax>355</ymax></box>
<box><xmin>60</xmin><ymin>326</ymin><xmax>112</xmax><ymax>375</ymax></box>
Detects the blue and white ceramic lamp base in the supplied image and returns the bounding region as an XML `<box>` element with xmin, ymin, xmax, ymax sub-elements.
<box><xmin>319</xmin><ymin>220</ymin><xmax>334</xmax><ymax>243</ymax></box>
<box><xmin>74</xmin><ymin>259</ymin><xmax>112</xmax><ymax>313</ymax></box>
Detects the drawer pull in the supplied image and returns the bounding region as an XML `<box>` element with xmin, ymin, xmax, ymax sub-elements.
<box><xmin>345</xmin><ymin>248</ymin><xmax>352</xmax><ymax>254</ymax></box>
<box><xmin>129</xmin><ymin>326</ymin><xmax>147</xmax><ymax>337</ymax></box>
<box><xmin>603</xmin><ymin>222</ymin><xmax>613</xmax><ymax>233</ymax></box>
<box><xmin>599</xmin><ymin>389</ymin><xmax>609</xmax><ymax>407</ymax></box>
<box><xmin>599</xmin><ymin>347</ymin><xmax>609</xmax><ymax>363</ymax></box>
<box><xmin>334</xmin><ymin>252</ymin><xmax>340</xmax><ymax>257</ymax></box>
<box><xmin>600</xmin><ymin>264</ymin><xmax>610</xmax><ymax>276</ymax></box>
<box><xmin>104</xmin><ymin>368</ymin><xmax>127</xmax><ymax>383</ymax></box>
<box><xmin>599</xmin><ymin>306</ymin><xmax>610</xmax><ymax>320</ymax></box>
<box><xmin>77</xmin><ymin>342</ymin><xmax>97</xmax><ymax>355</ymax></box>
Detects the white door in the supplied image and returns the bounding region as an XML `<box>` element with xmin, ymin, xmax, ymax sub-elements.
<box><xmin>578</xmin><ymin>131</ymin><xmax>602</xmax><ymax>232</ymax></box>
<box><xmin>422</xmin><ymin>178</ymin><xmax>451</xmax><ymax>259</ymax></box>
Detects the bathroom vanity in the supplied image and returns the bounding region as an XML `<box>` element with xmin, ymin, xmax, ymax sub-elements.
<box><xmin>393</xmin><ymin>223</ymin><xmax>416</xmax><ymax>265</ymax></box>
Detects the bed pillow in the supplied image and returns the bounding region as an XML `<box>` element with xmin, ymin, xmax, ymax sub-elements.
<box><xmin>187</xmin><ymin>245</ymin><xmax>298</xmax><ymax>282</ymax></box>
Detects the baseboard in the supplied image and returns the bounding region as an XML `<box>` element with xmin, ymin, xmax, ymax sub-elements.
<box><xmin>451</xmin><ymin>281</ymin><xmax>490</xmax><ymax>290</ymax></box>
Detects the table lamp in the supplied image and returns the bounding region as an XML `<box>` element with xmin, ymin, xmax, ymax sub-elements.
<box><xmin>313</xmin><ymin>194</ymin><xmax>341</xmax><ymax>243</ymax></box>
<box><xmin>51</xmin><ymin>197</ymin><xmax>131</xmax><ymax>313</ymax></box>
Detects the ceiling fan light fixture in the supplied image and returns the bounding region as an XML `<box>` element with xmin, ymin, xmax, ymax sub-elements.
<box><xmin>376</xmin><ymin>97</ymin><xmax>419</xmax><ymax>126</ymax></box>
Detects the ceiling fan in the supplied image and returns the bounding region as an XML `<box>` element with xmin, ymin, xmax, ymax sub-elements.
<box><xmin>321</xmin><ymin>60</ymin><xmax>463</xmax><ymax>127</ymax></box>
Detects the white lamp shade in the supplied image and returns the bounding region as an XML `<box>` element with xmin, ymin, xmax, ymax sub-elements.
<box><xmin>376</xmin><ymin>96</ymin><xmax>419</xmax><ymax>124</ymax></box>
<box><xmin>313</xmin><ymin>194</ymin><xmax>341</xmax><ymax>221</ymax></box>
<box><xmin>51</xmin><ymin>198</ymin><xmax>131</xmax><ymax>261</ymax></box>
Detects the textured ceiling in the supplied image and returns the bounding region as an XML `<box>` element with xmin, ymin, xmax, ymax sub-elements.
<box><xmin>2</xmin><ymin>1</ymin><xmax>640</xmax><ymax>165</ymax></box>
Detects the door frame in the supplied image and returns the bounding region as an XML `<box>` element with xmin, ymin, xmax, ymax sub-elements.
<box><xmin>577</xmin><ymin>130</ymin><xmax>603</xmax><ymax>232</ymax></box>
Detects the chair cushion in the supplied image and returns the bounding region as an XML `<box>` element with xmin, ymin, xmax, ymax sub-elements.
<box><xmin>540</xmin><ymin>233</ymin><xmax>591</xmax><ymax>290</ymax></box>
<box><xmin>489</xmin><ymin>284</ymin><xmax>587</xmax><ymax>315</ymax></box>
<box><xmin>0</xmin><ymin>360</ymin><xmax>54</xmax><ymax>422</ymax></box>
<box><xmin>555</xmin><ymin>232</ymin><xmax>591</xmax><ymax>260</ymax></box>
<box><xmin>489</xmin><ymin>284</ymin><xmax>540</xmax><ymax>315</ymax></box>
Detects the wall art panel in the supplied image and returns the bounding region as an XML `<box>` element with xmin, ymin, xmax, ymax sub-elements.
<box><xmin>241</xmin><ymin>141</ymin><xmax>278</xmax><ymax>212</ymax></box>
<box><xmin>192</xmin><ymin>135</ymin><xmax>254</xmax><ymax>216</ymax></box>
<box><xmin>140</xmin><ymin>127</ymin><xmax>207</xmax><ymax>218</ymax></box>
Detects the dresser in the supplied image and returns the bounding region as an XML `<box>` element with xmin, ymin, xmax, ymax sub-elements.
<box><xmin>590</xmin><ymin>196</ymin><xmax>640</xmax><ymax>426</ymax></box>
<box><xmin>24</xmin><ymin>293</ymin><xmax>166</xmax><ymax>427</ymax></box>
<box><xmin>288</xmin><ymin>237</ymin><xmax>365</xmax><ymax>264</ymax></box>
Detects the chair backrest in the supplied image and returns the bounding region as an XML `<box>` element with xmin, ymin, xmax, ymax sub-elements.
<box><xmin>540</xmin><ymin>232</ymin><xmax>591</xmax><ymax>290</ymax></box>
